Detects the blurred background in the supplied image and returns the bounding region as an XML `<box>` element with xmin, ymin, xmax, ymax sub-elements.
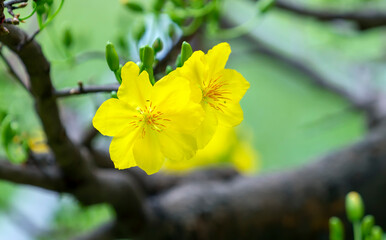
<box><xmin>1</xmin><ymin>0</ymin><xmax>385</xmax><ymax>238</ymax></box>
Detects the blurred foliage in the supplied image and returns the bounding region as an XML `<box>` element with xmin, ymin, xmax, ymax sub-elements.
<box><xmin>38</xmin><ymin>197</ymin><xmax>114</xmax><ymax>240</ymax></box>
<box><xmin>0</xmin><ymin>181</ymin><xmax>16</xmax><ymax>211</ymax></box>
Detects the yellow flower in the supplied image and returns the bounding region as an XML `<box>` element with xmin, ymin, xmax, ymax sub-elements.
<box><xmin>173</xmin><ymin>42</ymin><xmax>250</xmax><ymax>148</ymax></box>
<box><xmin>28</xmin><ymin>131</ymin><xmax>49</xmax><ymax>154</ymax></box>
<box><xmin>93</xmin><ymin>62</ymin><xmax>204</xmax><ymax>174</ymax></box>
<box><xmin>163</xmin><ymin>126</ymin><xmax>258</xmax><ymax>173</ymax></box>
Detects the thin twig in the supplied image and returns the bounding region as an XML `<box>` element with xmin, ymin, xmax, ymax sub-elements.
<box><xmin>4</xmin><ymin>0</ymin><xmax>27</xmax><ymax>7</ymax></box>
<box><xmin>4</xmin><ymin>0</ymin><xmax>27</xmax><ymax>17</ymax></box>
<box><xmin>55</xmin><ymin>83</ymin><xmax>119</xmax><ymax>98</ymax></box>
<box><xmin>275</xmin><ymin>0</ymin><xmax>386</xmax><ymax>30</ymax></box>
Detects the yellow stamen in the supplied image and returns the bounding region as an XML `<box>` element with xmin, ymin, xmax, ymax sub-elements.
<box><xmin>129</xmin><ymin>102</ymin><xmax>170</xmax><ymax>138</ymax></box>
<box><xmin>202</xmin><ymin>75</ymin><xmax>231</xmax><ymax>112</ymax></box>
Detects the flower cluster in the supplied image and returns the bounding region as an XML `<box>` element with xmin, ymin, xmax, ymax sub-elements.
<box><xmin>93</xmin><ymin>42</ymin><xmax>250</xmax><ymax>174</ymax></box>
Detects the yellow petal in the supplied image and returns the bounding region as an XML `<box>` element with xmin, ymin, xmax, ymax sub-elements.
<box><xmin>109</xmin><ymin>128</ymin><xmax>140</xmax><ymax>169</ymax></box>
<box><xmin>202</xmin><ymin>69</ymin><xmax>249</xmax><ymax>127</ymax></box>
<box><xmin>218</xmin><ymin>69</ymin><xmax>250</xmax><ymax>103</ymax></box>
<box><xmin>165</xmin><ymin>101</ymin><xmax>205</xmax><ymax>134</ymax></box>
<box><xmin>175</xmin><ymin>50</ymin><xmax>206</xmax><ymax>92</ymax></box>
<box><xmin>159</xmin><ymin>130</ymin><xmax>197</xmax><ymax>161</ymax></box>
<box><xmin>216</xmin><ymin>102</ymin><xmax>244</xmax><ymax>127</ymax></box>
<box><xmin>92</xmin><ymin>98</ymin><xmax>137</xmax><ymax>137</ymax></box>
<box><xmin>118</xmin><ymin>62</ymin><xmax>152</xmax><ymax>107</ymax></box>
<box><xmin>231</xmin><ymin>141</ymin><xmax>257</xmax><ymax>173</ymax></box>
<box><xmin>152</xmin><ymin>75</ymin><xmax>190</xmax><ymax>113</ymax></box>
<box><xmin>196</xmin><ymin>104</ymin><xmax>218</xmax><ymax>149</ymax></box>
<box><xmin>204</xmin><ymin>42</ymin><xmax>231</xmax><ymax>78</ymax></box>
<box><xmin>133</xmin><ymin>128</ymin><xmax>164</xmax><ymax>175</ymax></box>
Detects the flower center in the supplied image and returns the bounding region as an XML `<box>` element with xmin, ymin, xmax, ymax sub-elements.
<box><xmin>130</xmin><ymin>101</ymin><xmax>170</xmax><ymax>137</ymax></box>
<box><xmin>202</xmin><ymin>75</ymin><xmax>230</xmax><ymax>112</ymax></box>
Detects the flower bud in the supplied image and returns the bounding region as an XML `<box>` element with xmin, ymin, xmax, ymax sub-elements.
<box><xmin>105</xmin><ymin>41</ymin><xmax>120</xmax><ymax>72</ymax></box>
<box><xmin>165</xmin><ymin>65</ymin><xmax>173</xmax><ymax>75</ymax></box>
<box><xmin>115</xmin><ymin>65</ymin><xmax>122</xmax><ymax>84</ymax></box>
<box><xmin>175</xmin><ymin>54</ymin><xmax>182</xmax><ymax>68</ymax></box>
<box><xmin>361</xmin><ymin>215</ymin><xmax>375</xmax><ymax>238</ymax></box>
<box><xmin>346</xmin><ymin>191</ymin><xmax>364</xmax><ymax>222</ymax></box>
<box><xmin>152</xmin><ymin>38</ymin><xmax>163</xmax><ymax>54</ymax></box>
<box><xmin>139</xmin><ymin>46</ymin><xmax>155</xmax><ymax>84</ymax></box>
<box><xmin>111</xmin><ymin>91</ymin><xmax>118</xmax><ymax>99</ymax></box>
<box><xmin>62</xmin><ymin>27</ymin><xmax>73</xmax><ymax>49</ymax></box>
<box><xmin>329</xmin><ymin>217</ymin><xmax>344</xmax><ymax>240</ymax></box>
<box><xmin>36</xmin><ymin>4</ymin><xmax>46</xmax><ymax>15</ymax></box>
<box><xmin>140</xmin><ymin>45</ymin><xmax>154</xmax><ymax>68</ymax></box>
<box><xmin>371</xmin><ymin>226</ymin><xmax>383</xmax><ymax>240</ymax></box>
<box><xmin>181</xmin><ymin>41</ymin><xmax>192</xmax><ymax>66</ymax></box>
<box><xmin>17</xmin><ymin>3</ymin><xmax>28</xmax><ymax>8</ymax></box>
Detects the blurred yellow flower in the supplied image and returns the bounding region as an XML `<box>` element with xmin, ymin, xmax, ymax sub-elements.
<box><xmin>93</xmin><ymin>62</ymin><xmax>204</xmax><ymax>174</ymax></box>
<box><xmin>172</xmin><ymin>42</ymin><xmax>250</xmax><ymax>148</ymax></box>
<box><xmin>28</xmin><ymin>131</ymin><xmax>49</xmax><ymax>154</ymax></box>
<box><xmin>163</xmin><ymin>126</ymin><xmax>258</xmax><ymax>173</ymax></box>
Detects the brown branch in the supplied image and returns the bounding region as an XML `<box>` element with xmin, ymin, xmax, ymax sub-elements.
<box><xmin>141</xmin><ymin>121</ymin><xmax>386</xmax><ymax>239</ymax></box>
<box><xmin>4</xmin><ymin>0</ymin><xmax>27</xmax><ymax>18</ymax></box>
<box><xmin>0</xmin><ymin>45</ymin><xmax>28</xmax><ymax>90</ymax></box>
<box><xmin>275</xmin><ymin>0</ymin><xmax>386</xmax><ymax>30</ymax></box>
<box><xmin>0</xmin><ymin>159</ymin><xmax>64</xmax><ymax>191</ymax></box>
<box><xmin>55</xmin><ymin>83</ymin><xmax>119</xmax><ymax>98</ymax></box>
<box><xmin>144</xmin><ymin>167</ymin><xmax>240</xmax><ymax>196</ymax></box>
<box><xmin>0</xmin><ymin>0</ymin><xmax>6</xmax><ymax>34</ymax></box>
<box><xmin>4</xmin><ymin>0</ymin><xmax>27</xmax><ymax>7</ymax></box>
<box><xmin>0</xmin><ymin>24</ymin><xmax>94</xmax><ymax>183</ymax></box>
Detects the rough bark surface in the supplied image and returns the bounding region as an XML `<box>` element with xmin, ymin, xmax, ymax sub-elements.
<box><xmin>141</xmin><ymin>123</ymin><xmax>386</xmax><ymax>239</ymax></box>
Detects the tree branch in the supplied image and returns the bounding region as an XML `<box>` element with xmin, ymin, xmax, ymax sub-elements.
<box><xmin>142</xmin><ymin>121</ymin><xmax>386</xmax><ymax>239</ymax></box>
<box><xmin>4</xmin><ymin>0</ymin><xmax>27</xmax><ymax>7</ymax></box>
<box><xmin>0</xmin><ymin>45</ymin><xmax>28</xmax><ymax>90</ymax></box>
<box><xmin>55</xmin><ymin>83</ymin><xmax>119</xmax><ymax>98</ymax></box>
<box><xmin>0</xmin><ymin>159</ymin><xmax>64</xmax><ymax>191</ymax></box>
<box><xmin>275</xmin><ymin>0</ymin><xmax>386</xmax><ymax>30</ymax></box>
<box><xmin>0</xmin><ymin>24</ymin><xmax>94</xmax><ymax>183</ymax></box>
